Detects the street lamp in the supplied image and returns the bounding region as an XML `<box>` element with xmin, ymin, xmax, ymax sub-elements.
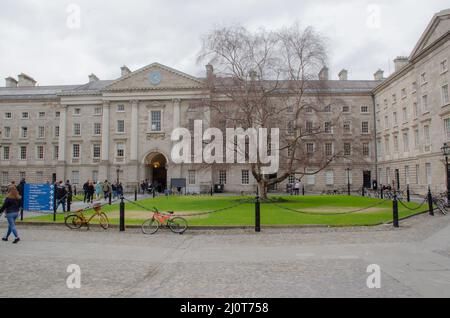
<box><xmin>441</xmin><ymin>143</ymin><xmax>450</xmax><ymax>204</ymax></box>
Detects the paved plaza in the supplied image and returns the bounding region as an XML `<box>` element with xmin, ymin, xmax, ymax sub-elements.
<box><xmin>0</xmin><ymin>213</ymin><xmax>449</xmax><ymax>298</ymax></box>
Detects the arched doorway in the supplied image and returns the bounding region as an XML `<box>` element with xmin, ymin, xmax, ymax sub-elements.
<box><xmin>144</xmin><ymin>153</ymin><xmax>168</xmax><ymax>192</ymax></box>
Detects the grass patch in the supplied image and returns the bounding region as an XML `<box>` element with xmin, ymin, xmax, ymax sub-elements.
<box><xmin>22</xmin><ymin>195</ymin><xmax>427</xmax><ymax>227</ymax></box>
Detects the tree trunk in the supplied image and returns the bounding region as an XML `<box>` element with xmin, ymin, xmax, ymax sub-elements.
<box><xmin>258</xmin><ymin>181</ymin><xmax>268</xmax><ymax>200</ymax></box>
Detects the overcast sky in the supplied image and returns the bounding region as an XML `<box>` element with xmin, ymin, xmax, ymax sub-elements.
<box><xmin>0</xmin><ymin>0</ymin><xmax>448</xmax><ymax>86</ymax></box>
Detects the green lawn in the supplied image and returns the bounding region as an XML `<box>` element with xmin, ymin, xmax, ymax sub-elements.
<box><xmin>23</xmin><ymin>195</ymin><xmax>427</xmax><ymax>227</ymax></box>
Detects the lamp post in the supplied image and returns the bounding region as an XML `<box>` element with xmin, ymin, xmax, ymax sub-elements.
<box><xmin>346</xmin><ymin>168</ymin><xmax>351</xmax><ymax>196</ymax></box>
<box><xmin>441</xmin><ymin>143</ymin><xmax>450</xmax><ymax>204</ymax></box>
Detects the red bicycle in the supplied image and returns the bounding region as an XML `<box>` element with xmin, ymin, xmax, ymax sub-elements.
<box><xmin>141</xmin><ymin>207</ymin><xmax>188</xmax><ymax>235</ymax></box>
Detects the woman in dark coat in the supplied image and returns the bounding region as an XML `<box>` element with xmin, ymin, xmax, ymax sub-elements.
<box><xmin>1</xmin><ymin>185</ymin><xmax>22</xmax><ymax>244</ymax></box>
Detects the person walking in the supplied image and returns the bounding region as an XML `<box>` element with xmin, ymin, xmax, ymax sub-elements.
<box><xmin>294</xmin><ymin>180</ymin><xmax>300</xmax><ymax>196</ymax></box>
<box><xmin>95</xmin><ymin>181</ymin><xmax>102</xmax><ymax>200</ymax></box>
<box><xmin>102</xmin><ymin>180</ymin><xmax>111</xmax><ymax>201</ymax></box>
<box><xmin>112</xmin><ymin>182</ymin><xmax>118</xmax><ymax>199</ymax></box>
<box><xmin>87</xmin><ymin>181</ymin><xmax>95</xmax><ymax>204</ymax></box>
<box><xmin>65</xmin><ymin>180</ymin><xmax>73</xmax><ymax>211</ymax></box>
<box><xmin>1</xmin><ymin>186</ymin><xmax>22</xmax><ymax>244</ymax></box>
<box><xmin>82</xmin><ymin>180</ymin><xmax>89</xmax><ymax>203</ymax></box>
<box><xmin>117</xmin><ymin>182</ymin><xmax>123</xmax><ymax>197</ymax></box>
<box><xmin>55</xmin><ymin>181</ymin><xmax>67</xmax><ymax>212</ymax></box>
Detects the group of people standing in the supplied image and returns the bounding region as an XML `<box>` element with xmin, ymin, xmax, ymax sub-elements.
<box><xmin>83</xmin><ymin>180</ymin><xmax>123</xmax><ymax>203</ymax></box>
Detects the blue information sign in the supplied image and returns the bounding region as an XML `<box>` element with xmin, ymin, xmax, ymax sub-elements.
<box><xmin>23</xmin><ymin>184</ymin><xmax>54</xmax><ymax>212</ymax></box>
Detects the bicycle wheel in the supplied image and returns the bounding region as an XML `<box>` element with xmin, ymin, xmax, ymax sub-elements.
<box><xmin>436</xmin><ymin>200</ymin><xmax>448</xmax><ymax>215</ymax></box>
<box><xmin>168</xmin><ymin>217</ymin><xmax>188</xmax><ymax>234</ymax></box>
<box><xmin>142</xmin><ymin>218</ymin><xmax>160</xmax><ymax>235</ymax></box>
<box><xmin>99</xmin><ymin>213</ymin><xmax>109</xmax><ymax>230</ymax></box>
<box><xmin>65</xmin><ymin>214</ymin><xmax>83</xmax><ymax>230</ymax></box>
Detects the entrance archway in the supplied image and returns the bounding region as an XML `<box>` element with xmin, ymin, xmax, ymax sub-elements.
<box><xmin>144</xmin><ymin>153</ymin><xmax>168</xmax><ymax>192</ymax></box>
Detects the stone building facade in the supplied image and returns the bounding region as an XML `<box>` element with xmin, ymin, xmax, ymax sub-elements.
<box><xmin>0</xmin><ymin>9</ymin><xmax>449</xmax><ymax>195</ymax></box>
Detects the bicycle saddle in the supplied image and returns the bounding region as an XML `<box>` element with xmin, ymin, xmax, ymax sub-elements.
<box><xmin>168</xmin><ymin>211</ymin><xmax>174</xmax><ymax>214</ymax></box>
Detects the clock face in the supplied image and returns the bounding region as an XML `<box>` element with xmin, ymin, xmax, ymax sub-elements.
<box><xmin>148</xmin><ymin>71</ymin><xmax>162</xmax><ymax>85</ymax></box>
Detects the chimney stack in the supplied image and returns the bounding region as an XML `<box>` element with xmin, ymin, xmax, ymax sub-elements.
<box><xmin>338</xmin><ymin>69</ymin><xmax>348</xmax><ymax>81</ymax></box>
<box><xmin>393</xmin><ymin>56</ymin><xmax>408</xmax><ymax>72</ymax></box>
<box><xmin>121</xmin><ymin>66</ymin><xmax>131</xmax><ymax>77</ymax></box>
<box><xmin>318</xmin><ymin>66</ymin><xmax>329</xmax><ymax>81</ymax></box>
<box><xmin>374</xmin><ymin>69</ymin><xmax>384</xmax><ymax>81</ymax></box>
<box><xmin>17</xmin><ymin>73</ymin><xmax>36</xmax><ymax>87</ymax></box>
<box><xmin>5</xmin><ymin>77</ymin><xmax>18</xmax><ymax>88</ymax></box>
<box><xmin>89</xmin><ymin>73</ymin><xmax>99</xmax><ymax>83</ymax></box>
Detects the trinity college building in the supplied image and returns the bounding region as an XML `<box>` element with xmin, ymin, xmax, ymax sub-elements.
<box><xmin>0</xmin><ymin>10</ymin><xmax>449</xmax><ymax>194</ymax></box>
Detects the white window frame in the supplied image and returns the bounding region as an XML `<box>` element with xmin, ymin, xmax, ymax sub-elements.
<box><xmin>188</xmin><ymin>170</ymin><xmax>196</xmax><ymax>185</ymax></box>
<box><xmin>149</xmin><ymin>110</ymin><xmax>162</xmax><ymax>132</ymax></box>
<box><xmin>241</xmin><ymin>170</ymin><xmax>250</xmax><ymax>185</ymax></box>
<box><xmin>116</xmin><ymin>143</ymin><xmax>125</xmax><ymax>158</ymax></box>
<box><xmin>72</xmin><ymin>144</ymin><xmax>80</xmax><ymax>159</ymax></box>
<box><xmin>21</xmin><ymin>112</ymin><xmax>29</xmax><ymax>119</ymax></box>
<box><xmin>219</xmin><ymin>170</ymin><xmax>227</xmax><ymax>185</ymax></box>
<box><xmin>3</xmin><ymin>146</ymin><xmax>10</xmax><ymax>161</ymax></box>
<box><xmin>19</xmin><ymin>146</ymin><xmax>27</xmax><ymax>160</ymax></box>
<box><xmin>361</xmin><ymin>121</ymin><xmax>369</xmax><ymax>134</ymax></box>
<box><xmin>73</xmin><ymin>123</ymin><xmax>81</xmax><ymax>136</ymax></box>
<box><xmin>54</xmin><ymin>126</ymin><xmax>60</xmax><ymax>138</ymax></box>
<box><xmin>36</xmin><ymin>145</ymin><xmax>44</xmax><ymax>160</ymax></box>
<box><xmin>325</xmin><ymin>170</ymin><xmax>334</xmax><ymax>186</ymax></box>
<box><xmin>360</xmin><ymin>106</ymin><xmax>369</xmax><ymax>113</ymax></box>
<box><xmin>37</xmin><ymin>126</ymin><xmax>45</xmax><ymax>139</ymax></box>
<box><xmin>38</xmin><ymin>111</ymin><xmax>46</xmax><ymax>119</ymax></box>
<box><xmin>441</xmin><ymin>84</ymin><xmax>449</xmax><ymax>106</ymax></box>
<box><xmin>73</xmin><ymin>108</ymin><xmax>81</xmax><ymax>116</ymax></box>
<box><xmin>21</xmin><ymin>126</ymin><xmax>28</xmax><ymax>139</ymax></box>
<box><xmin>93</xmin><ymin>144</ymin><xmax>101</xmax><ymax>159</ymax></box>
<box><xmin>93</xmin><ymin>122</ymin><xmax>101</xmax><ymax>136</ymax></box>
<box><xmin>3</xmin><ymin>126</ymin><xmax>11</xmax><ymax>139</ymax></box>
<box><xmin>117</xmin><ymin>104</ymin><xmax>125</xmax><ymax>112</ymax></box>
<box><xmin>116</xmin><ymin>120</ymin><xmax>125</xmax><ymax>134</ymax></box>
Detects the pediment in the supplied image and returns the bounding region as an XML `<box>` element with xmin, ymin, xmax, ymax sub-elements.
<box><xmin>410</xmin><ymin>10</ymin><xmax>450</xmax><ymax>59</ymax></box>
<box><xmin>104</xmin><ymin>62</ymin><xmax>205</xmax><ymax>91</ymax></box>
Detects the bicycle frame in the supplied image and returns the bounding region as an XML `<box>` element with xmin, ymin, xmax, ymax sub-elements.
<box><xmin>75</xmin><ymin>208</ymin><xmax>103</xmax><ymax>225</ymax></box>
<box><xmin>152</xmin><ymin>212</ymin><xmax>172</xmax><ymax>224</ymax></box>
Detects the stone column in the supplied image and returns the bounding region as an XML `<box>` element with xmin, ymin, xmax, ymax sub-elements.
<box><xmin>99</xmin><ymin>101</ymin><xmax>110</xmax><ymax>181</ymax></box>
<box><xmin>129</xmin><ymin>100</ymin><xmax>140</xmax><ymax>186</ymax></box>
<box><xmin>56</xmin><ymin>105</ymin><xmax>68</xmax><ymax>181</ymax></box>
<box><xmin>171</xmin><ymin>99</ymin><xmax>182</xmax><ymax>180</ymax></box>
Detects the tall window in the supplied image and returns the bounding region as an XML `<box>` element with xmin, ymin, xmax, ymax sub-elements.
<box><xmin>345</xmin><ymin>169</ymin><xmax>353</xmax><ymax>185</ymax></box>
<box><xmin>93</xmin><ymin>144</ymin><xmax>101</xmax><ymax>159</ymax></box>
<box><xmin>36</xmin><ymin>145</ymin><xmax>44</xmax><ymax>160</ymax></box>
<box><xmin>413</xmin><ymin>102</ymin><xmax>418</xmax><ymax>118</ymax></box>
<box><xmin>94</xmin><ymin>107</ymin><xmax>102</xmax><ymax>115</ymax></box>
<box><xmin>403</xmin><ymin>133</ymin><xmax>409</xmax><ymax>152</ymax></box>
<box><xmin>188</xmin><ymin>170</ymin><xmax>196</xmax><ymax>185</ymax></box>
<box><xmin>324</xmin><ymin>122</ymin><xmax>332</xmax><ymax>134</ymax></box>
<box><xmin>241</xmin><ymin>170</ymin><xmax>249</xmax><ymax>185</ymax></box>
<box><xmin>20</xmin><ymin>146</ymin><xmax>27</xmax><ymax>160</ymax></box>
<box><xmin>393</xmin><ymin>135</ymin><xmax>399</xmax><ymax>152</ymax></box>
<box><xmin>325</xmin><ymin>143</ymin><xmax>333</xmax><ymax>156</ymax></box>
<box><xmin>71</xmin><ymin>171</ymin><xmax>80</xmax><ymax>185</ymax></box>
<box><xmin>3</xmin><ymin>127</ymin><xmax>11</xmax><ymax>138</ymax></box>
<box><xmin>37</xmin><ymin>126</ymin><xmax>45</xmax><ymax>139</ymax></box>
<box><xmin>361</xmin><ymin>121</ymin><xmax>369</xmax><ymax>134</ymax></box>
<box><xmin>405</xmin><ymin>166</ymin><xmax>410</xmax><ymax>185</ymax></box>
<box><xmin>344</xmin><ymin>143</ymin><xmax>351</xmax><ymax>156</ymax></box>
<box><xmin>116</xmin><ymin>143</ymin><xmax>125</xmax><ymax>158</ymax></box>
<box><xmin>3</xmin><ymin>146</ymin><xmax>10</xmax><ymax>160</ymax></box>
<box><xmin>306</xmin><ymin>143</ymin><xmax>314</xmax><ymax>154</ymax></box>
<box><xmin>21</xmin><ymin>127</ymin><xmax>28</xmax><ymax>138</ymax></box>
<box><xmin>73</xmin><ymin>123</ymin><xmax>81</xmax><ymax>136</ymax></box>
<box><xmin>425</xmin><ymin>163</ymin><xmax>432</xmax><ymax>185</ymax></box>
<box><xmin>219</xmin><ymin>170</ymin><xmax>227</xmax><ymax>185</ymax></box>
<box><xmin>325</xmin><ymin>170</ymin><xmax>334</xmax><ymax>185</ymax></box>
<box><xmin>422</xmin><ymin>95</ymin><xmax>428</xmax><ymax>112</ymax></box>
<box><xmin>94</xmin><ymin>123</ymin><xmax>101</xmax><ymax>135</ymax></box>
<box><xmin>424</xmin><ymin>125</ymin><xmax>431</xmax><ymax>151</ymax></box>
<box><xmin>402</xmin><ymin>108</ymin><xmax>408</xmax><ymax>122</ymax></box>
<box><xmin>54</xmin><ymin>145</ymin><xmax>59</xmax><ymax>160</ymax></box>
<box><xmin>442</xmin><ymin>84</ymin><xmax>449</xmax><ymax>105</ymax></box>
<box><xmin>363</xmin><ymin>143</ymin><xmax>370</xmax><ymax>157</ymax></box>
<box><xmin>393</xmin><ymin>112</ymin><xmax>398</xmax><ymax>125</ymax></box>
<box><xmin>117</xmin><ymin>120</ymin><xmax>125</xmax><ymax>133</ymax></box>
<box><xmin>54</xmin><ymin>126</ymin><xmax>60</xmax><ymax>138</ymax></box>
<box><xmin>72</xmin><ymin>144</ymin><xmax>80</xmax><ymax>159</ymax></box>
<box><xmin>1</xmin><ymin>172</ymin><xmax>8</xmax><ymax>186</ymax></box>
<box><xmin>151</xmin><ymin>110</ymin><xmax>162</xmax><ymax>132</ymax></box>
<box><xmin>343</xmin><ymin>121</ymin><xmax>351</xmax><ymax>133</ymax></box>
<box><xmin>385</xmin><ymin>137</ymin><xmax>390</xmax><ymax>153</ymax></box>
<box><xmin>414</xmin><ymin>129</ymin><xmax>420</xmax><ymax>149</ymax></box>
<box><xmin>360</xmin><ymin>106</ymin><xmax>369</xmax><ymax>113</ymax></box>
<box><xmin>415</xmin><ymin>164</ymin><xmax>420</xmax><ymax>184</ymax></box>
<box><xmin>445</xmin><ymin>118</ymin><xmax>450</xmax><ymax>140</ymax></box>
<box><xmin>288</xmin><ymin>175</ymin><xmax>296</xmax><ymax>184</ymax></box>
<box><xmin>306</xmin><ymin>121</ymin><xmax>313</xmax><ymax>134</ymax></box>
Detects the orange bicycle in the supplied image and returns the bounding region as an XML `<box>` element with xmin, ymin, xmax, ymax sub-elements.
<box><xmin>65</xmin><ymin>202</ymin><xmax>109</xmax><ymax>230</ymax></box>
<box><xmin>141</xmin><ymin>207</ymin><xmax>188</xmax><ymax>235</ymax></box>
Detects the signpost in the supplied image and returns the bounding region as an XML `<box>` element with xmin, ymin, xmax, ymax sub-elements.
<box><xmin>23</xmin><ymin>184</ymin><xmax>54</xmax><ymax>213</ymax></box>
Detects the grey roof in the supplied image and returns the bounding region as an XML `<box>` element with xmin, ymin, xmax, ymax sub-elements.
<box><xmin>0</xmin><ymin>85</ymin><xmax>81</xmax><ymax>100</ymax></box>
<box><xmin>59</xmin><ymin>80</ymin><xmax>114</xmax><ymax>96</ymax></box>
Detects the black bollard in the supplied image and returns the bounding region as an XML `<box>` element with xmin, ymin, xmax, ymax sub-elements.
<box><xmin>20</xmin><ymin>208</ymin><xmax>24</xmax><ymax>221</ymax></box>
<box><xmin>381</xmin><ymin>186</ymin><xmax>384</xmax><ymax>199</ymax></box>
<box><xmin>134</xmin><ymin>188</ymin><xmax>138</xmax><ymax>201</ymax></box>
<box><xmin>119</xmin><ymin>196</ymin><xmax>125</xmax><ymax>232</ymax></box>
<box><xmin>302</xmin><ymin>185</ymin><xmax>305</xmax><ymax>196</ymax></box>
<box><xmin>74</xmin><ymin>186</ymin><xmax>77</xmax><ymax>196</ymax></box>
<box><xmin>211</xmin><ymin>187</ymin><xmax>213</xmax><ymax>196</ymax></box>
<box><xmin>153</xmin><ymin>189</ymin><xmax>156</xmax><ymax>198</ymax></box>
<box><xmin>255</xmin><ymin>192</ymin><xmax>261</xmax><ymax>233</ymax></box>
<box><xmin>109</xmin><ymin>192</ymin><xmax>112</xmax><ymax>205</ymax></box>
<box><xmin>67</xmin><ymin>197</ymin><xmax>71</xmax><ymax>213</ymax></box>
<box><xmin>393</xmin><ymin>193</ymin><xmax>399</xmax><ymax>228</ymax></box>
<box><xmin>407</xmin><ymin>185</ymin><xmax>410</xmax><ymax>202</ymax></box>
<box><xmin>53</xmin><ymin>200</ymin><xmax>57</xmax><ymax>222</ymax></box>
<box><xmin>427</xmin><ymin>187</ymin><xmax>434</xmax><ymax>216</ymax></box>
<box><xmin>362</xmin><ymin>187</ymin><xmax>365</xmax><ymax>197</ymax></box>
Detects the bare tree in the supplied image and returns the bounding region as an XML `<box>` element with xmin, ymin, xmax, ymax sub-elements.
<box><xmin>198</xmin><ymin>24</ymin><xmax>346</xmax><ymax>199</ymax></box>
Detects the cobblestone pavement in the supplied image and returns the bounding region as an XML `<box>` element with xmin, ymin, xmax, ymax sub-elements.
<box><xmin>0</xmin><ymin>213</ymin><xmax>449</xmax><ymax>298</ymax></box>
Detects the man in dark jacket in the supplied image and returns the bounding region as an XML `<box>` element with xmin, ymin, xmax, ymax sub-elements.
<box><xmin>55</xmin><ymin>181</ymin><xmax>67</xmax><ymax>212</ymax></box>
<box><xmin>65</xmin><ymin>180</ymin><xmax>73</xmax><ymax>210</ymax></box>
<box><xmin>82</xmin><ymin>180</ymin><xmax>89</xmax><ymax>203</ymax></box>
